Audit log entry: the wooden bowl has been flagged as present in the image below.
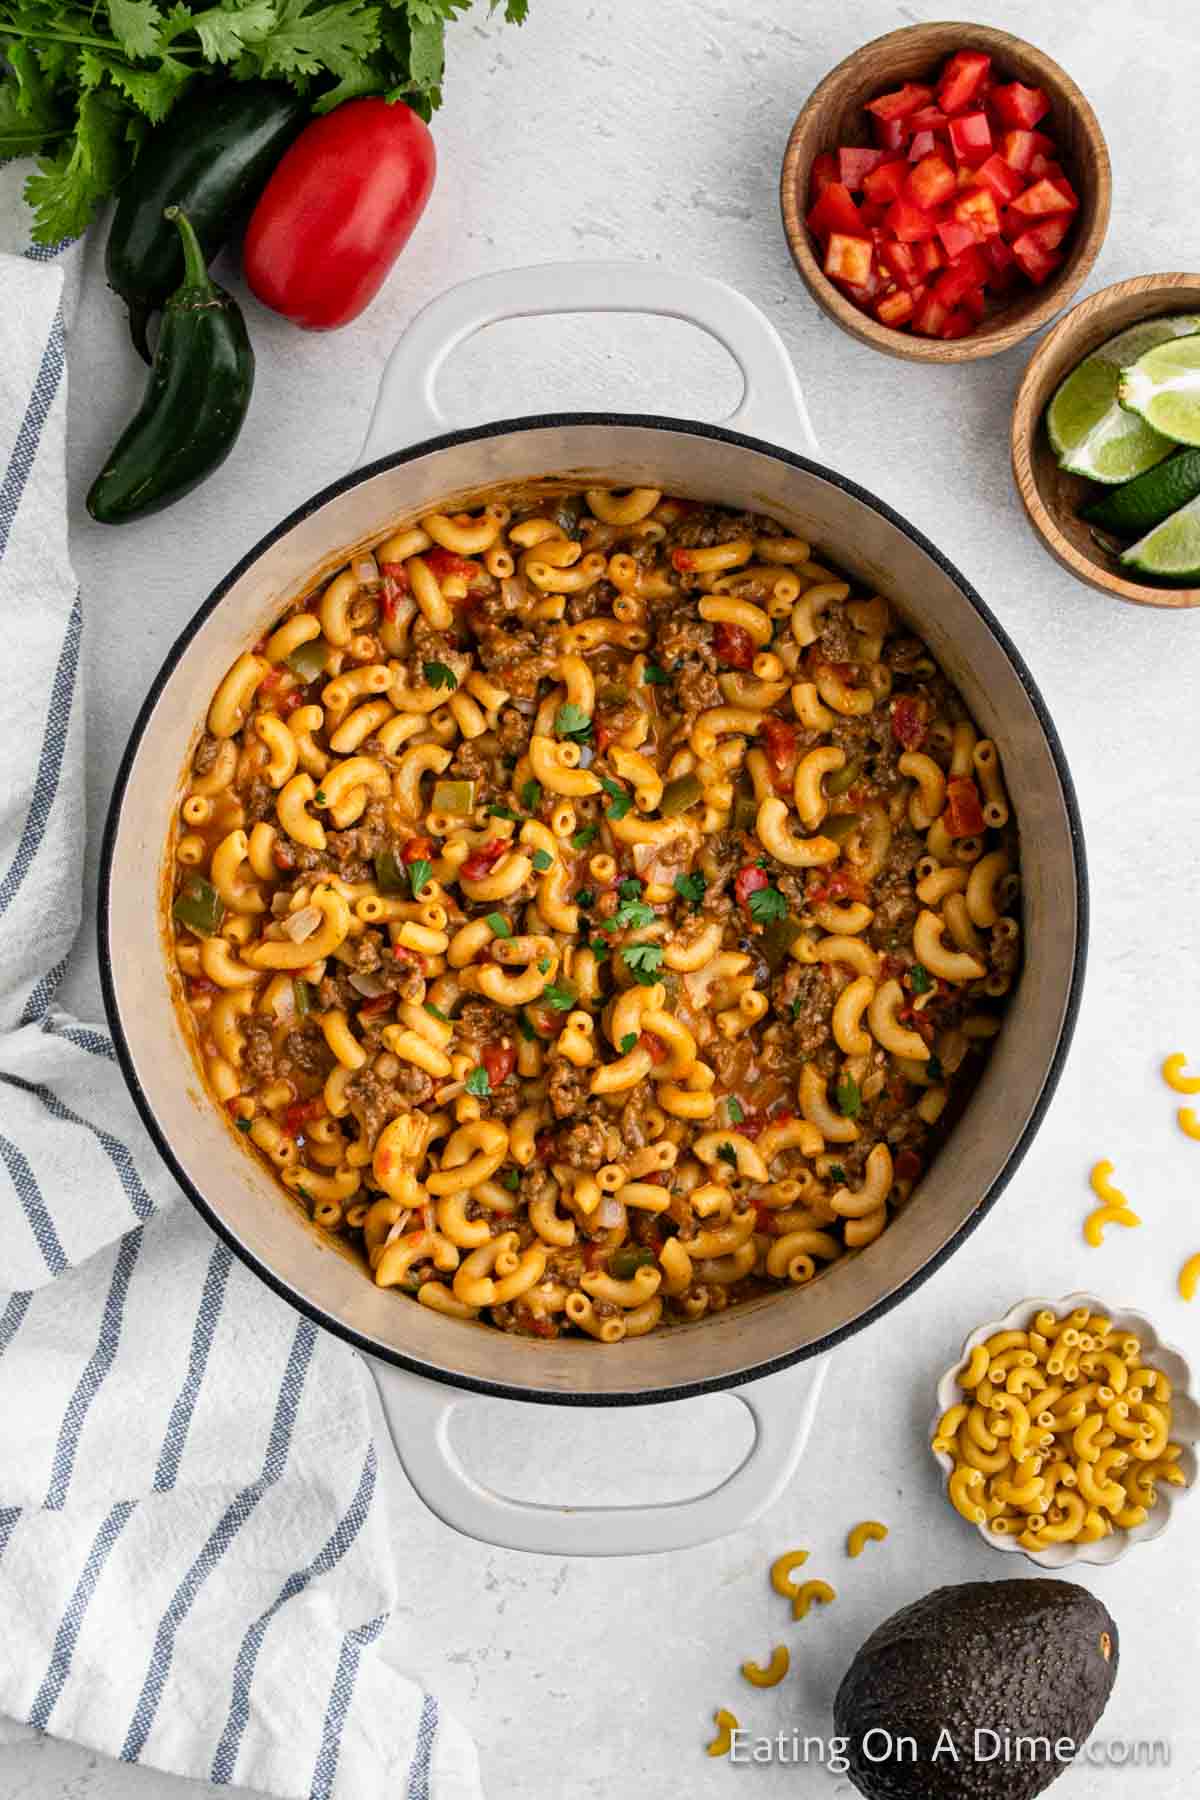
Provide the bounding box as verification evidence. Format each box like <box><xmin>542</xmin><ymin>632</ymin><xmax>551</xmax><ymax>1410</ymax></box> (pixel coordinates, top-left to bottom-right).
<box><xmin>780</xmin><ymin>22</ymin><xmax>1111</xmax><ymax>363</ymax></box>
<box><xmin>1011</xmin><ymin>274</ymin><xmax>1200</xmax><ymax>608</ymax></box>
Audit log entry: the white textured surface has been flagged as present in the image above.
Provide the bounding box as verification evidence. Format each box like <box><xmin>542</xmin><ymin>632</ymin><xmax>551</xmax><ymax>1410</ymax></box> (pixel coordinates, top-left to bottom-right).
<box><xmin>6</xmin><ymin>0</ymin><xmax>1200</xmax><ymax>1794</ymax></box>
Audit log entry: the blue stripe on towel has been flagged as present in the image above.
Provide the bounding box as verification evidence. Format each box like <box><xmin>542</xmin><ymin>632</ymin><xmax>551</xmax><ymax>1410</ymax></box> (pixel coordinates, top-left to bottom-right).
<box><xmin>44</xmin><ymin>1230</ymin><xmax>143</xmax><ymax>1511</ymax></box>
<box><xmin>0</xmin><ymin>1507</ymin><xmax>22</xmax><ymax>1563</ymax></box>
<box><xmin>407</xmin><ymin>1691</ymin><xmax>439</xmax><ymax>1800</ymax></box>
<box><xmin>0</xmin><ymin>1289</ymin><xmax>32</xmax><ymax>1363</ymax></box>
<box><xmin>45</xmin><ymin>1021</ymin><xmax>117</xmax><ymax>1062</ymax></box>
<box><xmin>309</xmin><ymin>1613</ymin><xmax>391</xmax><ymax>1800</ymax></box>
<box><xmin>120</xmin><ymin>1317</ymin><xmax>317</xmax><ymax>1764</ymax></box>
<box><xmin>26</xmin><ymin>1500</ymin><xmax>139</xmax><ymax>1730</ymax></box>
<box><xmin>210</xmin><ymin>1442</ymin><xmax>379</xmax><ymax>1786</ymax></box>
<box><xmin>18</xmin><ymin>954</ymin><xmax>70</xmax><ymax>1025</ymax></box>
<box><xmin>154</xmin><ymin>1240</ymin><xmax>233</xmax><ymax>1493</ymax></box>
<box><xmin>0</xmin><ymin>591</ymin><xmax>83</xmax><ymax>923</ymax></box>
<box><xmin>0</xmin><ymin>305</ymin><xmax>65</xmax><ymax>565</ymax></box>
<box><xmin>0</xmin><ymin>1070</ymin><xmax>154</xmax><ymax>1222</ymax></box>
<box><xmin>0</xmin><ymin>1129</ymin><xmax>68</xmax><ymax>1275</ymax></box>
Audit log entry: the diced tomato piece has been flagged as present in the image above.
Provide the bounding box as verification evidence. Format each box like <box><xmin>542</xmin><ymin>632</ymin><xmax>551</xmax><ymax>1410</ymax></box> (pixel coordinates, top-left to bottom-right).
<box><xmin>807</xmin><ymin>180</ymin><xmax>861</xmax><ymax>241</ymax></box>
<box><xmin>1010</xmin><ymin>231</ymin><xmax>1063</xmax><ymax>285</ymax></box>
<box><xmin>907</xmin><ymin>129</ymin><xmax>937</xmax><ymax>164</ymax></box>
<box><xmin>876</xmin><ymin>288</ymin><xmax>914</xmax><ymax>328</ymax></box>
<box><xmin>188</xmin><ymin>975</ymin><xmax>217</xmax><ymax>999</ymax></box>
<box><xmin>842</xmin><ymin>273</ymin><xmax>880</xmax><ymax>309</ymax></box>
<box><xmin>380</xmin><ymin>561</ymin><xmax>409</xmax><ymax>620</ymax></box>
<box><xmin>760</xmin><ymin>717</ymin><xmax>797</xmax><ymax>776</ymax></box>
<box><xmin>871</xmin><ymin>113</ymin><xmax>907</xmax><ymax>152</ymax></box>
<box><xmin>810</xmin><ymin>867</ymin><xmax>869</xmax><ymax>906</ymax></box>
<box><xmin>1000</xmin><ymin>128</ymin><xmax>1050</xmax><ymax>173</ymax></box>
<box><xmin>402</xmin><ymin>835</ymin><xmax>433</xmax><ymax>865</ymax></box>
<box><xmin>884</xmin><ymin>197</ymin><xmax>937</xmax><ymax>243</ymax></box>
<box><xmin>670</xmin><ymin>547</ymin><xmax>699</xmax><ymax>571</ymax></box>
<box><xmin>809</xmin><ymin>150</ymin><xmax>838</xmax><ymax>205</ymax></box>
<box><xmin>866</xmin><ymin>82</ymin><xmax>934</xmax><ymax>123</ymax></box>
<box><xmin>939</xmin><ymin>310</ymin><xmax>974</xmax><ymax>339</ymax></box>
<box><xmin>837</xmin><ymin>145</ymin><xmax>884</xmax><ymax>190</ymax></box>
<box><xmin>890</xmin><ymin>695</ymin><xmax>926</xmax><ymax>749</ymax></box>
<box><xmin>913</xmin><ymin>239</ymin><xmax>944</xmax><ymax>279</ymax></box>
<box><xmin>934</xmin><ymin>247</ymin><xmax>987</xmax><ymax>308</ymax></box>
<box><xmin>735</xmin><ymin>864</ymin><xmax>769</xmax><ymax>910</ymax></box>
<box><xmin>947</xmin><ymin>111</ymin><xmax>992</xmax><ymax>164</ymax></box>
<box><xmin>638</xmin><ymin>1030</ymin><xmax>669</xmax><ymax>1066</ymax></box>
<box><xmin>862</xmin><ymin>158</ymin><xmax>909</xmax><ymax>204</ymax></box>
<box><xmin>272</xmin><ymin>841</ymin><xmax>296</xmax><ymax>871</ymax></box>
<box><xmin>944</xmin><ymin>775</ymin><xmax>985</xmax><ymax>837</ymax></box>
<box><xmin>912</xmin><ymin>291</ymin><xmax>950</xmax><ymax>338</ymax></box>
<box><xmin>894</xmin><ymin>1148</ymin><xmax>923</xmax><ymax>1183</ymax></box>
<box><xmin>357</xmin><ymin>994</ymin><xmax>394</xmax><ymax>1020</ymax></box>
<box><xmin>713</xmin><ymin>620</ymin><xmax>756</xmax><ymax>669</ymax></box>
<box><xmin>1024</xmin><ymin>215</ymin><xmax>1071</xmax><ymax>252</ymax></box>
<box><xmin>960</xmin><ymin>284</ymin><xmax>986</xmax><ymax>323</ymax></box>
<box><xmin>935</xmin><ymin>217</ymin><xmax>978</xmax><ymax>262</ymax></box>
<box><xmin>1009</xmin><ymin>175</ymin><xmax>1078</xmax><ymax>218</ymax></box>
<box><xmin>879</xmin><ymin>237</ymin><xmax>921</xmax><ymax>289</ymax></box>
<box><xmin>985</xmin><ymin>235</ymin><xmax>1016</xmax><ymax>271</ymax></box>
<box><xmin>534</xmin><ymin>1131</ymin><xmax>556</xmax><ymax>1162</ymax></box>
<box><xmin>906</xmin><ymin>153</ymin><xmax>956</xmax><ymax>211</ymax></box>
<box><xmin>937</xmin><ymin>50</ymin><xmax>991</xmax><ymax>115</ymax></box>
<box><xmin>424</xmin><ymin>547</ymin><xmax>477</xmax><ymax>582</ymax></box>
<box><xmin>460</xmin><ymin>838</ymin><xmax>506</xmax><ymax>880</ymax></box>
<box><xmin>908</xmin><ymin>104</ymin><xmax>950</xmax><ymax>132</ymax></box>
<box><xmin>970</xmin><ymin>152</ymin><xmax>1026</xmax><ymax>205</ymax></box>
<box><xmin>824</xmin><ymin>232</ymin><xmax>874</xmax><ymax>286</ymax></box>
<box><xmin>856</xmin><ymin>200</ymin><xmax>887</xmax><ymax>231</ymax></box>
<box><xmin>284</xmin><ymin>1097</ymin><xmax>325</xmax><ymax>1139</ymax></box>
<box><xmin>277</xmin><ymin>688</ymin><xmax>302</xmax><ymax>717</ymax></box>
<box><xmin>991</xmin><ymin>80</ymin><xmax>1050</xmax><ymax>130</ymax></box>
<box><xmin>482</xmin><ymin>1041</ymin><xmax>517</xmax><ymax>1088</ymax></box>
<box><xmin>953</xmin><ymin>186</ymin><xmax>1001</xmax><ymax>241</ymax></box>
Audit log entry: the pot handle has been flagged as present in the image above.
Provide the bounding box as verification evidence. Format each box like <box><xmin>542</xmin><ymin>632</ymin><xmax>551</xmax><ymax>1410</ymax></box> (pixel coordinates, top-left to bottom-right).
<box><xmin>368</xmin><ymin>1356</ymin><xmax>827</xmax><ymax>1556</ymax></box>
<box><xmin>358</xmin><ymin>260</ymin><xmax>818</xmax><ymax>466</ymax></box>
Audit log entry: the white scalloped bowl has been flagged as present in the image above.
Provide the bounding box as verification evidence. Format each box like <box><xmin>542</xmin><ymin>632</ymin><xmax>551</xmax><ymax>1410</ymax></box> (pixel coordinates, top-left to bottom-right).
<box><xmin>932</xmin><ymin>1292</ymin><xmax>1199</xmax><ymax>1568</ymax></box>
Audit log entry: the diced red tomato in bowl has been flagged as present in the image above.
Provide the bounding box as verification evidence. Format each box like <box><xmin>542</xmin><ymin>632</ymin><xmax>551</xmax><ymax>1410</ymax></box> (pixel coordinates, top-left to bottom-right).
<box><xmin>802</xmin><ymin>44</ymin><xmax>1081</xmax><ymax>343</ymax></box>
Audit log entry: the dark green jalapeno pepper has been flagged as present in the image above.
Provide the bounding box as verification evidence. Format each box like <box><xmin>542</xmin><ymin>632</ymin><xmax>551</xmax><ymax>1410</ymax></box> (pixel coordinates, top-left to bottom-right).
<box><xmin>87</xmin><ymin>208</ymin><xmax>254</xmax><ymax>525</ymax></box>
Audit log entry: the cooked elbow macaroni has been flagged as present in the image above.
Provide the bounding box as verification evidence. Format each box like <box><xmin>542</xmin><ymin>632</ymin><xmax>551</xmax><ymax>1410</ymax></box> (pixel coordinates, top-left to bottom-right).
<box><xmin>168</xmin><ymin>487</ymin><xmax>1021</xmax><ymax>1343</ymax></box>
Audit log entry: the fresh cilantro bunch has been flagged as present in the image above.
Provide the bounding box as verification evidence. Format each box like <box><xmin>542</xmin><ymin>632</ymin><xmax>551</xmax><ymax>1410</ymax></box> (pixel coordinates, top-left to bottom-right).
<box><xmin>0</xmin><ymin>0</ymin><xmax>529</xmax><ymax>243</ymax></box>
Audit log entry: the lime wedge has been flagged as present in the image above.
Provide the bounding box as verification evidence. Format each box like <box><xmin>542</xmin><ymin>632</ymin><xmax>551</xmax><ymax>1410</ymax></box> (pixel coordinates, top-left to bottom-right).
<box><xmin>1046</xmin><ymin>315</ymin><xmax>1200</xmax><ymax>484</ymax></box>
<box><xmin>1083</xmin><ymin>447</ymin><xmax>1200</xmax><ymax>535</ymax></box>
<box><xmin>1120</xmin><ymin>491</ymin><xmax>1200</xmax><ymax>585</ymax></box>
<box><xmin>1119</xmin><ymin>336</ymin><xmax>1200</xmax><ymax>446</ymax></box>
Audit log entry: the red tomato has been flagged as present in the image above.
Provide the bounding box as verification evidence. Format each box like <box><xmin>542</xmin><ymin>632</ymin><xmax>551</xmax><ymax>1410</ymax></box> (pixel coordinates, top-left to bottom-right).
<box><xmin>402</xmin><ymin>835</ymin><xmax>433</xmax><ymax>865</ymax></box>
<box><xmin>944</xmin><ymin>776</ymin><xmax>985</xmax><ymax>837</ymax></box>
<box><xmin>713</xmin><ymin>621</ymin><xmax>756</xmax><ymax>669</ymax></box>
<box><xmin>1010</xmin><ymin>230</ymin><xmax>1063</xmax><ymax>286</ymax></box>
<box><xmin>187</xmin><ymin>976</ymin><xmax>217</xmax><ymax>999</ymax></box>
<box><xmin>735</xmin><ymin>865</ymin><xmax>769</xmax><ymax>910</ymax></box>
<box><xmin>913</xmin><ymin>290</ymin><xmax>950</xmax><ymax>337</ymax></box>
<box><xmin>1001</xmin><ymin>128</ymin><xmax>1051</xmax><ymax>173</ymax></box>
<box><xmin>947</xmin><ymin>111</ymin><xmax>992</xmax><ymax>164</ymax></box>
<box><xmin>836</xmin><ymin>146</ymin><xmax>884</xmax><ymax>190</ymax></box>
<box><xmin>824</xmin><ymin>233</ymin><xmax>874</xmax><ymax>287</ymax></box>
<box><xmin>937</xmin><ymin>50</ymin><xmax>991</xmax><ymax>115</ymax></box>
<box><xmin>895</xmin><ymin>1149</ymin><xmax>923</xmax><ymax>1183</ymax></box>
<box><xmin>953</xmin><ymin>187</ymin><xmax>1001</xmax><ymax>242</ymax></box>
<box><xmin>1009</xmin><ymin>175</ymin><xmax>1078</xmax><ymax>218</ymax></box>
<box><xmin>534</xmin><ymin>1132</ymin><xmax>556</xmax><ymax>1163</ymax></box>
<box><xmin>460</xmin><ymin>839</ymin><xmax>506</xmax><ymax>880</ymax></box>
<box><xmin>358</xmin><ymin>994</ymin><xmax>393</xmax><ymax>1019</ymax></box>
<box><xmin>380</xmin><ymin>561</ymin><xmax>409</xmax><ymax>621</ymax></box>
<box><xmin>244</xmin><ymin>99</ymin><xmax>436</xmax><ymax>331</ymax></box>
<box><xmin>760</xmin><ymin>717</ymin><xmax>797</xmax><ymax>776</ymax></box>
<box><xmin>424</xmin><ymin>547</ymin><xmax>479</xmax><ymax>582</ymax></box>
<box><xmin>871</xmin><ymin>114</ymin><xmax>907</xmax><ymax>152</ymax></box>
<box><xmin>890</xmin><ymin>696</ymin><xmax>927</xmax><ymax>749</ymax></box>
<box><xmin>865</xmin><ymin>83</ymin><xmax>933</xmax><ymax>123</ymax></box>
<box><xmin>284</xmin><ymin>1097</ymin><xmax>325</xmax><ymax>1139</ymax></box>
<box><xmin>670</xmin><ymin>547</ymin><xmax>699</xmax><ymax>572</ymax></box>
<box><xmin>638</xmin><ymin>1030</ymin><xmax>669</xmax><ymax>1065</ymax></box>
<box><xmin>991</xmin><ymin>81</ymin><xmax>1050</xmax><ymax>130</ymax></box>
<box><xmin>862</xmin><ymin>159</ymin><xmax>909</xmax><ymax>205</ymax></box>
<box><xmin>806</xmin><ymin>180</ymin><xmax>862</xmax><ymax>242</ymax></box>
<box><xmin>884</xmin><ymin>197</ymin><xmax>937</xmax><ymax>243</ymax></box>
<box><xmin>876</xmin><ymin>288</ymin><xmax>914</xmax><ymax>328</ymax></box>
<box><xmin>970</xmin><ymin>153</ymin><xmax>1027</xmax><ymax>206</ymax></box>
<box><xmin>809</xmin><ymin>151</ymin><xmax>838</xmax><ymax>205</ymax></box>
<box><xmin>482</xmin><ymin>1041</ymin><xmax>517</xmax><ymax>1089</ymax></box>
<box><xmin>906</xmin><ymin>154</ymin><xmax>956</xmax><ymax>212</ymax></box>
<box><xmin>880</xmin><ymin>238</ymin><xmax>921</xmax><ymax>288</ymax></box>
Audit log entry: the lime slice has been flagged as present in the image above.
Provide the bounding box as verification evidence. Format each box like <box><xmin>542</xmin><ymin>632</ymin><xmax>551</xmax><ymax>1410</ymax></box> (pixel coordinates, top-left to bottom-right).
<box><xmin>1119</xmin><ymin>336</ymin><xmax>1200</xmax><ymax>446</ymax></box>
<box><xmin>1120</xmin><ymin>491</ymin><xmax>1200</xmax><ymax>585</ymax></box>
<box><xmin>1046</xmin><ymin>315</ymin><xmax>1200</xmax><ymax>484</ymax></box>
<box><xmin>1083</xmin><ymin>447</ymin><xmax>1200</xmax><ymax>535</ymax></box>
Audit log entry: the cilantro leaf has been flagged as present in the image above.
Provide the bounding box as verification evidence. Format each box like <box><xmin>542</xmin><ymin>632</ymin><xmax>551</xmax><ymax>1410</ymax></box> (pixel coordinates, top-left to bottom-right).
<box><xmin>485</xmin><ymin>913</ymin><xmax>512</xmax><ymax>939</ymax></box>
<box><xmin>423</xmin><ymin>659</ymin><xmax>458</xmax><ymax>690</ymax></box>
<box><xmin>235</xmin><ymin>1114</ymin><xmax>252</xmax><ymax>1133</ymax></box>
<box><xmin>554</xmin><ymin>701</ymin><xmax>592</xmax><ymax>744</ymax></box>
<box><xmin>748</xmin><ymin>885</ymin><xmax>787</xmax><ymax>924</ymax></box>
<box><xmin>107</xmin><ymin>0</ymin><xmax>165</xmax><ymax>60</ymax></box>
<box><xmin>716</xmin><ymin>1142</ymin><xmax>739</xmax><ymax>1168</ymax></box>
<box><xmin>674</xmin><ymin>871</ymin><xmax>707</xmax><ymax>911</ymax></box>
<box><xmin>520</xmin><ymin>779</ymin><xmax>541</xmax><ymax>814</ymax></box>
<box><xmin>531</xmin><ymin>848</ymin><xmax>553</xmax><ymax>873</ymax></box>
<box><xmin>618</xmin><ymin>878</ymin><xmax>642</xmax><ymax>901</ymax></box>
<box><xmin>500</xmin><ymin>1167</ymin><xmax>521</xmax><ymax>1191</ymax></box>
<box><xmin>25</xmin><ymin>85</ymin><xmax>127</xmax><ymax>243</ymax></box>
<box><xmin>606</xmin><ymin>896</ymin><xmax>655</xmax><ymax>933</ymax></box>
<box><xmin>408</xmin><ymin>858</ymin><xmax>432</xmax><ymax>897</ymax></box>
<box><xmin>517</xmin><ymin>1014</ymin><xmax>536</xmax><ymax>1042</ymax></box>
<box><xmin>465</xmin><ymin>1066</ymin><xmax>490</xmax><ymax>1097</ymax></box>
<box><xmin>829</xmin><ymin>1163</ymin><xmax>847</xmax><ymax>1185</ymax></box>
<box><xmin>909</xmin><ymin>963</ymin><xmax>934</xmax><ymax>995</ymax></box>
<box><xmin>600</xmin><ymin>776</ymin><xmax>631</xmax><ymax>820</ymax></box>
<box><xmin>255</xmin><ymin>0</ymin><xmax>382</xmax><ymax>85</ymax></box>
<box><xmin>622</xmin><ymin>942</ymin><xmax>663</xmax><ymax>985</ymax></box>
<box><xmin>927</xmin><ymin>1054</ymin><xmax>944</xmax><ymax>1082</ymax></box>
<box><xmin>835</xmin><ymin>1076</ymin><xmax>862</xmax><ymax>1120</ymax></box>
<box><xmin>424</xmin><ymin>1002</ymin><xmax>449</xmax><ymax>1023</ymax></box>
<box><xmin>575</xmin><ymin>888</ymin><xmax>595</xmax><ymax>908</ymax></box>
<box><xmin>570</xmin><ymin>824</ymin><xmax>598</xmax><ymax>849</ymax></box>
<box><xmin>619</xmin><ymin>1032</ymin><xmax>638</xmax><ymax>1055</ymax></box>
<box><xmin>537</xmin><ymin>957</ymin><xmax>551</xmax><ymax>974</ymax></box>
<box><xmin>487</xmin><ymin>803</ymin><xmax>521</xmax><ymax>822</ymax></box>
<box><xmin>542</xmin><ymin>983</ymin><xmax>575</xmax><ymax>1011</ymax></box>
<box><xmin>642</xmin><ymin>661</ymin><xmax>668</xmax><ymax>686</ymax></box>
<box><xmin>726</xmin><ymin>1097</ymin><xmax>744</xmax><ymax>1125</ymax></box>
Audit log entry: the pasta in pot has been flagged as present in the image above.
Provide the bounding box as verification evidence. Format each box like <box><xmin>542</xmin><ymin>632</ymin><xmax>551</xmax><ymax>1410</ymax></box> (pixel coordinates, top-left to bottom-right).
<box><xmin>167</xmin><ymin>487</ymin><xmax>1021</xmax><ymax>1342</ymax></box>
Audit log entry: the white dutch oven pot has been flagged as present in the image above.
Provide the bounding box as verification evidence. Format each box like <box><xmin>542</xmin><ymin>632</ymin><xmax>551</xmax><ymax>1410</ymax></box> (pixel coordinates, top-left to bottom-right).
<box><xmin>100</xmin><ymin>263</ymin><xmax>1086</xmax><ymax>1558</ymax></box>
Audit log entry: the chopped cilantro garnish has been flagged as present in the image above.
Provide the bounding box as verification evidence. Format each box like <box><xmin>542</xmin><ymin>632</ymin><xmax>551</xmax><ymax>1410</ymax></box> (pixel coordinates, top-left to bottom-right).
<box><xmin>619</xmin><ymin>1032</ymin><xmax>638</xmax><ymax>1055</ymax></box>
<box><xmin>517</xmin><ymin>1014</ymin><xmax>536</xmax><ymax>1042</ymax></box>
<box><xmin>909</xmin><ymin>963</ymin><xmax>934</xmax><ymax>995</ymax></box>
<box><xmin>234</xmin><ymin>1116</ymin><xmax>252</xmax><ymax>1134</ymax></box>
<box><xmin>537</xmin><ymin>957</ymin><xmax>551</xmax><ymax>974</ymax></box>
<box><xmin>571</xmin><ymin>824</ymin><xmax>598</xmax><ymax>849</ymax></box>
<box><xmin>486</xmin><ymin>913</ymin><xmax>512</xmax><ymax>939</ymax></box>
<box><xmin>520</xmin><ymin>779</ymin><xmax>542</xmax><ymax>814</ymax></box>
<box><xmin>587</xmin><ymin>938</ymin><xmax>610</xmax><ymax>960</ymax></box>
<box><xmin>500</xmin><ymin>1168</ymin><xmax>521</xmax><ymax>1191</ymax></box>
<box><xmin>927</xmin><ymin>1054</ymin><xmax>944</xmax><ymax>1082</ymax></box>
<box><xmin>531</xmin><ymin>848</ymin><xmax>553</xmax><ymax>873</ymax></box>
<box><xmin>465</xmin><ymin>1066</ymin><xmax>490</xmax><ymax>1097</ymax></box>
<box><xmin>407</xmin><ymin>858</ymin><xmax>432</xmax><ymax>897</ymax></box>
<box><xmin>618</xmin><ymin>877</ymin><xmax>642</xmax><ymax>901</ymax></box>
<box><xmin>622</xmin><ymin>942</ymin><xmax>664</xmax><ymax>984</ymax></box>
<box><xmin>673</xmin><ymin>871</ymin><xmax>707</xmax><ymax>910</ymax></box>
<box><xmin>575</xmin><ymin>888</ymin><xmax>595</xmax><ymax>908</ymax></box>
<box><xmin>716</xmin><ymin>1142</ymin><xmax>739</xmax><ymax>1168</ymax></box>
<box><xmin>748</xmin><ymin>885</ymin><xmax>787</xmax><ymax>924</ymax></box>
<box><xmin>642</xmin><ymin>662</ymin><xmax>668</xmax><ymax>686</ymax></box>
<box><xmin>543</xmin><ymin>984</ymin><xmax>575</xmax><ymax>1011</ymax></box>
<box><xmin>423</xmin><ymin>660</ymin><xmax>457</xmax><ymax>690</ymax></box>
<box><xmin>726</xmin><ymin>1097</ymin><xmax>744</xmax><ymax>1125</ymax></box>
<box><xmin>424</xmin><ymin>1002</ymin><xmax>449</xmax><ymax>1023</ymax></box>
<box><xmin>314</xmin><ymin>790</ymin><xmax>326</xmax><ymax>806</ymax></box>
<box><xmin>600</xmin><ymin>776</ymin><xmax>632</xmax><ymax>821</ymax></box>
<box><xmin>554</xmin><ymin>702</ymin><xmax>592</xmax><ymax>744</ymax></box>
<box><xmin>835</xmin><ymin>1076</ymin><xmax>862</xmax><ymax>1119</ymax></box>
<box><xmin>829</xmin><ymin>1164</ymin><xmax>847</xmax><ymax>1185</ymax></box>
<box><xmin>603</xmin><ymin>896</ymin><xmax>655</xmax><ymax>933</ymax></box>
<box><xmin>487</xmin><ymin>803</ymin><xmax>522</xmax><ymax>822</ymax></box>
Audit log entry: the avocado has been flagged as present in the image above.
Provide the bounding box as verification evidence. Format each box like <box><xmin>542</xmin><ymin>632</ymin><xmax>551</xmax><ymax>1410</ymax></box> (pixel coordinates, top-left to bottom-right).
<box><xmin>833</xmin><ymin>1578</ymin><xmax>1118</xmax><ymax>1800</ymax></box>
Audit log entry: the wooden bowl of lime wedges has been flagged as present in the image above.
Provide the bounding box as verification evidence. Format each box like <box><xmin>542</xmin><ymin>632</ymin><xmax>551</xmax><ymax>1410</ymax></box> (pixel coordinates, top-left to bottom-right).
<box><xmin>1012</xmin><ymin>273</ymin><xmax>1200</xmax><ymax>607</ymax></box>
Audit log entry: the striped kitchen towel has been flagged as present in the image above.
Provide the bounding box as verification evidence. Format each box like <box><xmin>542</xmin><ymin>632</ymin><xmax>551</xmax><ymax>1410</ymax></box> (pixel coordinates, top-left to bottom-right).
<box><xmin>0</xmin><ymin>222</ymin><xmax>479</xmax><ymax>1798</ymax></box>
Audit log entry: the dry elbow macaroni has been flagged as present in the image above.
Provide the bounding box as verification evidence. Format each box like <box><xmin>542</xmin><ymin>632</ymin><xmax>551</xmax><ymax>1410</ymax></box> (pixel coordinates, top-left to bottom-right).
<box><xmin>169</xmin><ymin>487</ymin><xmax>1021</xmax><ymax>1343</ymax></box>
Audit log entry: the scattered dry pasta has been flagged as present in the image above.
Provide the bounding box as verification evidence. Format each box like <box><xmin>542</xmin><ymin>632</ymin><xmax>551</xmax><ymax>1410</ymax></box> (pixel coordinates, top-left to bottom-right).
<box><xmin>706</xmin><ymin>1708</ymin><xmax>739</xmax><ymax>1756</ymax></box>
<box><xmin>768</xmin><ymin>1548</ymin><xmax>809</xmax><ymax>1596</ymax></box>
<box><xmin>169</xmin><ymin>487</ymin><xmax>1020</xmax><ymax>1341</ymax></box>
<box><xmin>741</xmin><ymin>1645</ymin><xmax>790</xmax><ymax>1688</ymax></box>
<box><xmin>1179</xmin><ymin>1254</ymin><xmax>1200</xmax><ymax>1303</ymax></box>
<box><xmin>1084</xmin><ymin>1160</ymin><xmax>1141</xmax><ymax>1247</ymax></box>
<box><xmin>1162</xmin><ymin>1052</ymin><xmax>1200</xmax><ymax>1094</ymax></box>
<box><xmin>933</xmin><ymin>1303</ymin><xmax>1189</xmax><ymax>1550</ymax></box>
<box><xmin>847</xmin><ymin>1519</ymin><xmax>888</xmax><ymax>1557</ymax></box>
<box><xmin>791</xmin><ymin>1578</ymin><xmax>836</xmax><ymax>1621</ymax></box>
